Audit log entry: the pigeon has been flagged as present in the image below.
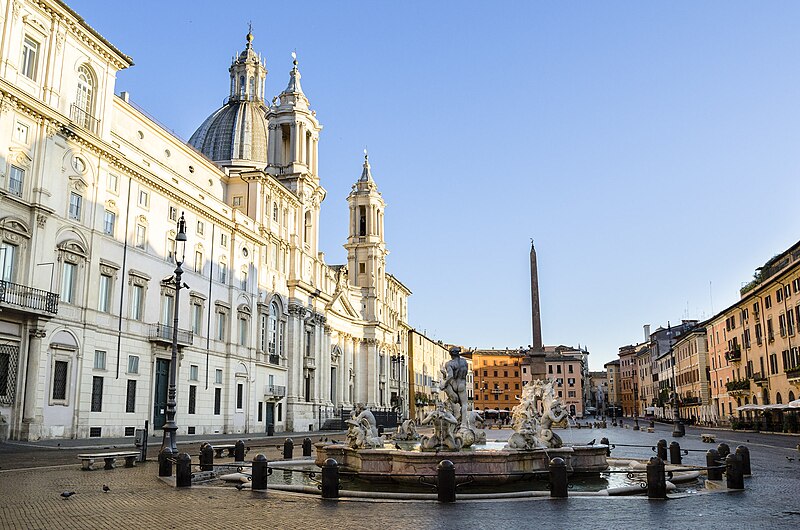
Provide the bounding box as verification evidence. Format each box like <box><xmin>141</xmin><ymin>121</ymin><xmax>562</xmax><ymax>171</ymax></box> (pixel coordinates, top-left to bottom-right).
<box><xmin>102</xmin><ymin>485</ymin><xmax>110</xmax><ymax>493</ymax></box>
<box><xmin>395</xmin><ymin>443</ymin><xmax>402</xmax><ymax>450</ymax></box>
<box><xmin>787</xmin><ymin>456</ymin><xmax>795</xmax><ymax>462</ymax></box>
<box><xmin>587</xmin><ymin>439</ymin><xmax>596</xmax><ymax>446</ymax></box>
<box><xmin>60</xmin><ymin>491</ymin><xmax>76</xmax><ymax>499</ymax></box>
<box><xmin>234</xmin><ymin>483</ymin><xmax>245</xmax><ymax>491</ymax></box>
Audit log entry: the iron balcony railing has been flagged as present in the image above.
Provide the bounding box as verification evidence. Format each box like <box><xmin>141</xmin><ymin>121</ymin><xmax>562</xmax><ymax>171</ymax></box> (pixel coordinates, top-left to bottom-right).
<box><xmin>268</xmin><ymin>353</ymin><xmax>280</xmax><ymax>365</ymax></box>
<box><xmin>786</xmin><ymin>367</ymin><xmax>800</xmax><ymax>381</ymax></box>
<box><xmin>148</xmin><ymin>323</ymin><xmax>193</xmax><ymax>347</ymax></box>
<box><xmin>0</xmin><ymin>280</ymin><xmax>59</xmax><ymax>314</ymax></box>
<box><xmin>69</xmin><ymin>103</ymin><xmax>100</xmax><ymax>134</ymax></box>
<box><xmin>725</xmin><ymin>348</ymin><xmax>742</xmax><ymax>363</ymax></box>
<box><xmin>264</xmin><ymin>385</ymin><xmax>286</xmax><ymax>398</ymax></box>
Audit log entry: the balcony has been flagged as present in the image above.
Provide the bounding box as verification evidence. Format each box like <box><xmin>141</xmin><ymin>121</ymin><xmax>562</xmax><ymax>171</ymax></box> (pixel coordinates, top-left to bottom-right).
<box><xmin>752</xmin><ymin>372</ymin><xmax>767</xmax><ymax>386</ymax></box>
<box><xmin>786</xmin><ymin>367</ymin><xmax>800</xmax><ymax>385</ymax></box>
<box><xmin>303</xmin><ymin>356</ymin><xmax>316</xmax><ymax>369</ymax></box>
<box><xmin>725</xmin><ymin>348</ymin><xmax>742</xmax><ymax>363</ymax></box>
<box><xmin>725</xmin><ymin>379</ymin><xmax>750</xmax><ymax>395</ymax></box>
<box><xmin>148</xmin><ymin>323</ymin><xmax>193</xmax><ymax>348</ymax></box>
<box><xmin>682</xmin><ymin>396</ymin><xmax>701</xmax><ymax>405</ymax></box>
<box><xmin>267</xmin><ymin>353</ymin><xmax>280</xmax><ymax>365</ymax></box>
<box><xmin>264</xmin><ymin>384</ymin><xmax>286</xmax><ymax>401</ymax></box>
<box><xmin>490</xmin><ymin>388</ymin><xmax>504</xmax><ymax>395</ymax></box>
<box><xmin>69</xmin><ymin>103</ymin><xmax>100</xmax><ymax>134</ymax></box>
<box><xmin>0</xmin><ymin>280</ymin><xmax>59</xmax><ymax>316</ymax></box>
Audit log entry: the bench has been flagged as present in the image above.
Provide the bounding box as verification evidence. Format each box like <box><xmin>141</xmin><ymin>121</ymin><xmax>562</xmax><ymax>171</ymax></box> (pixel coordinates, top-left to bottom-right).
<box><xmin>211</xmin><ymin>444</ymin><xmax>237</xmax><ymax>458</ymax></box>
<box><xmin>78</xmin><ymin>451</ymin><xmax>140</xmax><ymax>470</ymax></box>
<box><xmin>701</xmin><ymin>433</ymin><xmax>715</xmax><ymax>443</ymax></box>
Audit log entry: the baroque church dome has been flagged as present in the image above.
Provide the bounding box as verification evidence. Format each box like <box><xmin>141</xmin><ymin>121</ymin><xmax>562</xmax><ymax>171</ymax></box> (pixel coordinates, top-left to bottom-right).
<box><xmin>188</xmin><ymin>31</ymin><xmax>270</xmax><ymax>168</ymax></box>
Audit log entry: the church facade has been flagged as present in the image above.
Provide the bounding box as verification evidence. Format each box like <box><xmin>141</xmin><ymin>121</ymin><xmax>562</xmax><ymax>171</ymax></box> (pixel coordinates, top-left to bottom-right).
<box><xmin>0</xmin><ymin>0</ymin><xmax>410</xmax><ymax>441</ymax></box>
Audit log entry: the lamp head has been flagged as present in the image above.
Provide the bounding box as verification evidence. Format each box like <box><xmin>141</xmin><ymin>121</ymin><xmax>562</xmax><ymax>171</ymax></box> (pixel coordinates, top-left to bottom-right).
<box><xmin>176</xmin><ymin>212</ymin><xmax>188</xmax><ymax>242</ymax></box>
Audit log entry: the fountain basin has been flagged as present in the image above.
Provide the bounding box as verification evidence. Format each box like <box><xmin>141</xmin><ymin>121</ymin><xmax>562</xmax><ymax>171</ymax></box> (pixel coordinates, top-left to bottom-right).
<box><xmin>315</xmin><ymin>442</ymin><xmax>609</xmax><ymax>485</ymax></box>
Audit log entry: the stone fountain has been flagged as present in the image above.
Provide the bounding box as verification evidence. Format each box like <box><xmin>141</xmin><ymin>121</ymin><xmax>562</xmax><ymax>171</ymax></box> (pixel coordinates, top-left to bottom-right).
<box><xmin>316</xmin><ymin>347</ymin><xmax>608</xmax><ymax>485</ymax></box>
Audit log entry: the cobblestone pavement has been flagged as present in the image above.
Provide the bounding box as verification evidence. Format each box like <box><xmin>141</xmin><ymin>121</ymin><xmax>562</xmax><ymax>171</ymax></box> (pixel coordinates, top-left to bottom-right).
<box><xmin>1</xmin><ymin>424</ymin><xmax>799</xmax><ymax>529</ymax></box>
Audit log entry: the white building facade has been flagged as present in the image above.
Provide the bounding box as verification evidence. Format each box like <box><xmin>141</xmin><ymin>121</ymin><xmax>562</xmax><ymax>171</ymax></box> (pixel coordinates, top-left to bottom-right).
<box><xmin>0</xmin><ymin>0</ymin><xmax>410</xmax><ymax>441</ymax></box>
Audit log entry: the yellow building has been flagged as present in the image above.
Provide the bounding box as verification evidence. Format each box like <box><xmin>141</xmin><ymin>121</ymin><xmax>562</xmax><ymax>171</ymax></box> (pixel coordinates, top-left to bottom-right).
<box><xmin>673</xmin><ymin>326</ymin><xmax>710</xmax><ymax>423</ymax></box>
<box><xmin>407</xmin><ymin>331</ymin><xmax>450</xmax><ymax>420</ymax></box>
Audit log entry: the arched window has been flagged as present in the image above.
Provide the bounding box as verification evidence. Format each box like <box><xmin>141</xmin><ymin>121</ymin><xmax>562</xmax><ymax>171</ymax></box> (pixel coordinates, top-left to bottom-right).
<box><xmin>790</xmin><ymin>391</ymin><xmax>796</xmax><ymax>402</ymax></box>
<box><xmin>752</xmin><ymin>395</ymin><xmax>758</xmax><ymax>405</ymax></box>
<box><xmin>268</xmin><ymin>301</ymin><xmax>280</xmax><ymax>358</ymax></box>
<box><xmin>776</xmin><ymin>392</ymin><xmax>783</xmax><ymax>404</ymax></box>
<box><xmin>304</xmin><ymin>211</ymin><xmax>312</xmax><ymax>245</ymax></box>
<box><xmin>249</xmin><ymin>76</ymin><xmax>255</xmax><ymax>97</ymax></box>
<box><xmin>239</xmin><ymin>75</ymin><xmax>245</xmax><ymax>95</ymax></box>
<box><xmin>75</xmin><ymin>65</ymin><xmax>95</xmax><ymax>129</ymax></box>
<box><xmin>272</xmin><ymin>202</ymin><xmax>279</xmax><ymax>222</ymax></box>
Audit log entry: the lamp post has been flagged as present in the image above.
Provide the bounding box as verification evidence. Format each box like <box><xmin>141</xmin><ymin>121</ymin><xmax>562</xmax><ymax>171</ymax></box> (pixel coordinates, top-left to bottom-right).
<box><xmin>391</xmin><ymin>332</ymin><xmax>406</xmax><ymax>421</ymax></box>
<box><xmin>669</xmin><ymin>323</ymin><xmax>685</xmax><ymax>437</ymax></box>
<box><xmin>160</xmin><ymin>213</ymin><xmax>188</xmax><ymax>460</ymax></box>
<box><xmin>633</xmin><ymin>382</ymin><xmax>640</xmax><ymax>430</ymax></box>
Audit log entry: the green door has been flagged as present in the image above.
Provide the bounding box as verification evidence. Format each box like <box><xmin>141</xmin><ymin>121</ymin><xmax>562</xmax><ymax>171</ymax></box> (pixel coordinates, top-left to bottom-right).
<box><xmin>153</xmin><ymin>359</ymin><xmax>170</xmax><ymax>429</ymax></box>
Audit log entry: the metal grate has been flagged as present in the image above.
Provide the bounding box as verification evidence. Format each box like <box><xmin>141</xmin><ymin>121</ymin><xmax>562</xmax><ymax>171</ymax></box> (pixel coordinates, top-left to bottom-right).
<box><xmin>52</xmin><ymin>360</ymin><xmax>68</xmax><ymax>400</ymax></box>
<box><xmin>89</xmin><ymin>427</ymin><xmax>102</xmax><ymax>437</ymax></box>
<box><xmin>126</xmin><ymin>380</ymin><xmax>136</xmax><ymax>413</ymax></box>
<box><xmin>188</xmin><ymin>385</ymin><xmax>196</xmax><ymax>414</ymax></box>
<box><xmin>91</xmin><ymin>376</ymin><xmax>103</xmax><ymax>412</ymax></box>
<box><xmin>124</xmin><ymin>427</ymin><xmax>135</xmax><ymax>436</ymax></box>
<box><xmin>188</xmin><ymin>426</ymin><xmax>196</xmax><ymax>434</ymax></box>
<box><xmin>0</xmin><ymin>344</ymin><xmax>19</xmax><ymax>405</ymax></box>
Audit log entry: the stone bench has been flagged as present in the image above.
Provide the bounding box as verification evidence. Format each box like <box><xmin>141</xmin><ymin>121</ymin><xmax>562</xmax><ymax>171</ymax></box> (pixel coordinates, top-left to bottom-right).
<box><xmin>78</xmin><ymin>451</ymin><xmax>140</xmax><ymax>470</ymax></box>
<box><xmin>211</xmin><ymin>444</ymin><xmax>237</xmax><ymax>458</ymax></box>
<box><xmin>701</xmin><ymin>433</ymin><xmax>715</xmax><ymax>443</ymax></box>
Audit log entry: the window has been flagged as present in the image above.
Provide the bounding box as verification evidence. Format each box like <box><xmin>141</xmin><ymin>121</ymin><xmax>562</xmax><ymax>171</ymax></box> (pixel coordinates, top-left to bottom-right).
<box><xmin>219</xmin><ymin>262</ymin><xmax>227</xmax><ymax>283</ymax></box>
<box><xmin>103</xmin><ymin>210</ymin><xmax>116</xmax><ymax>235</ymax></box>
<box><xmin>21</xmin><ymin>37</ymin><xmax>39</xmax><ymax>80</ymax></box>
<box><xmin>359</xmin><ymin>263</ymin><xmax>366</xmax><ymax>274</ymax></box>
<box><xmin>214</xmin><ymin>388</ymin><xmax>221</xmax><ymax>415</ymax></box>
<box><xmin>135</xmin><ymin>224</ymin><xmax>146</xmax><ymax>249</ymax></box>
<box><xmin>233</xmin><ymin>196</ymin><xmax>243</xmax><ymax>207</ymax></box>
<box><xmin>75</xmin><ymin>65</ymin><xmax>94</xmax><ymax>125</ymax></box>
<box><xmin>273</xmin><ymin>202</ymin><xmax>279</xmax><ymax>222</ymax></box>
<box><xmin>766</xmin><ymin>295</ymin><xmax>772</xmax><ymax>310</ymax></box>
<box><xmin>125</xmin><ymin>380</ymin><xmax>136</xmax><ymax>413</ymax></box>
<box><xmin>793</xmin><ymin>278</ymin><xmax>800</xmax><ymax>294</ymax></box>
<box><xmin>14</xmin><ymin>122</ymin><xmax>29</xmax><ymax>143</ymax></box>
<box><xmin>191</xmin><ymin>303</ymin><xmax>203</xmax><ymax>335</ymax></box>
<box><xmin>169</xmin><ymin>206</ymin><xmax>178</xmax><ymax>221</ymax></box>
<box><xmin>127</xmin><ymin>355</ymin><xmax>139</xmax><ymax>374</ymax></box>
<box><xmin>98</xmin><ymin>274</ymin><xmax>112</xmax><ymax>312</ymax></box>
<box><xmin>238</xmin><ymin>315</ymin><xmax>248</xmax><ymax>346</ymax></box>
<box><xmin>220</xmin><ymin>233</ymin><xmax>228</xmax><ymax>247</ymax></box>
<box><xmin>138</xmin><ymin>189</ymin><xmax>149</xmax><ymax>207</ymax></box>
<box><xmin>188</xmin><ymin>385</ymin><xmax>196</xmax><ymax>414</ymax></box>
<box><xmin>189</xmin><ymin>364</ymin><xmax>199</xmax><ymax>381</ymax></box>
<box><xmin>777</xmin><ymin>288</ymin><xmax>784</xmax><ymax>303</ymax></box>
<box><xmin>215</xmin><ymin>369</ymin><xmax>223</xmax><ymax>384</ymax></box>
<box><xmin>167</xmin><ymin>237</ymin><xmax>176</xmax><ymax>262</ymax></box>
<box><xmin>0</xmin><ymin>242</ymin><xmax>17</xmax><ymax>282</ymax></box>
<box><xmin>769</xmin><ymin>353</ymin><xmax>778</xmax><ymax>375</ymax></box>
<box><xmin>93</xmin><ymin>350</ymin><xmax>106</xmax><ymax>370</ymax></box>
<box><xmin>236</xmin><ymin>383</ymin><xmax>244</xmax><ymax>409</ymax></box>
<box><xmin>90</xmin><ymin>376</ymin><xmax>103</xmax><ymax>412</ymax></box>
<box><xmin>61</xmin><ymin>262</ymin><xmax>77</xmax><ymax>304</ymax></box>
<box><xmin>194</xmin><ymin>251</ymin><xmax>203</xmax><ymax>273</ymax></box>
<box><xmin>52</xmin><ymin>360</ymin><xmax>68</xmax><ymax>401</ymax></box>
<box><xmin>568</xmin><ymin>364</ymin><xmax>574</xmax><ymax>373</ymax></box>
<box><xmin>8</xmin><ymin>165</ymin><xmax>24</xmax><ymax>196</ymax></box>
<box><xmin>131</xmin><ymin>284</ymin><xmax>144</xmax><ymax>320</ymax></box>
<box><xmin>240</xmin><ymin>270</ymin><xmax>248</xmax><ymax>290</ymax></box>
<box><xmin>107</xmin><ymin>173</ymin><xmax>118</xmax><ymax>193</ymax></box>
<box><xmin>217</xmin><ymin>311</ymin><xmax>227</xmax><ymax>340</ymax></box>
<box><xmin>69</xmin><ymin>192</ymin><xmax>82</xmax><ymax>220</ymax></box>
<box><xmin>557</xmin><ymin>365</ymin><xmax>562</xmax><ymax>374</ymax></box>
<box><xmin>196</xmin><ymin>220</ymin><xmax>204</xmax><ymax>235</ymax></box>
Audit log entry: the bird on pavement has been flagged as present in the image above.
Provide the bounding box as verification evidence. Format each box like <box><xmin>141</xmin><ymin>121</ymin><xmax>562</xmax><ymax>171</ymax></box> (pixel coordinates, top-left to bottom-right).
<box><xmin>60</xmin><ymin>491</ymin><xmax>76</xmax><ymax>499</ymax></box>
<box><xmin>395</xmin><ymin>443</ymin><xmax>403</xmax><ymax>450</ymax></box>
<box><xmin>102</xmin><ymin>485</ymin><xmax>110</xmax><ymax>493</ymax></box>
<box><xmin>587</xmin><ymin>439</ymin><xmax>596</xmax><ymax>446</ymax></box>
<box><xmin>787</xmin><ymin>456</ymin><xmax>795</xmax><ymax>462</ymax></box>
<box><xmin>235</xmin><ymin>483</ymin><xmax>245</xmax><ymax>491</ymax></box>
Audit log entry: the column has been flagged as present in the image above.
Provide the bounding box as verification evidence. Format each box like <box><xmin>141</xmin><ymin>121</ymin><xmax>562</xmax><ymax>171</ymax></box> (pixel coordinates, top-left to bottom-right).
<box><xmin>22</xmin><ymin>327</ymin><xmax>46</xmax><ymax>426</ymax></box>
<box><xmin>289</xmin><ymin>123</ymin><xmax>297</xmax><ymax>164</ymax></box>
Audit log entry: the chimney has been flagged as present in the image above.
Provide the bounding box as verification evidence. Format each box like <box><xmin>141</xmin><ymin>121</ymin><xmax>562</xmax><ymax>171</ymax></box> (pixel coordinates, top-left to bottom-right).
<box><xmin>643</xmin><ymin>324</ymin><xmax>651</xmax><ymax>342</ymax></box>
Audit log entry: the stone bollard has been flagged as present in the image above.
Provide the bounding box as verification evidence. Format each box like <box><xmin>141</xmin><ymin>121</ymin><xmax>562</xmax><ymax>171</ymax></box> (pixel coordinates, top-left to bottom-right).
<box><xmin>706</xmin><ymin>449</ymin><xmax>723</xmax><ymax>480</ymax></box>
<box><xmin>252</xmin><ymin>454</ymin><xmax>269</xmax><ymax>491</ymax></box>
<box><xmin>656</xmin><ymin>439</ymin><xmax>668</xmax><ymax>461</ymax></box>
<box><xmin>600</xmin><ymin>437</ymin><xmax>610</xmax><ymax>456</ymax></box>
<box><xmin>158</xmin><ymin>448</ymin><xmax>174</xmax><ymax>477</ymax></box>
<box><xmin>200</xmin><ymin>443</ymin><xmax>214</xmax><ymax>471</ymax></box>
<box><xmin>303</xmin><ymin>437</ymin><xmax>313</xmax><ymax>457</ymax></box>
<box><xmin>283</xmin><ymin>438</ymin><xmax>294</xmax><ymax>459</ymax></box>
<box><xmin>717</xmin><ymin>442</ymin><xmax>730</xmax><ymax>459</ymax></box>
<box><xmin>735</xmin><ymin>446</ymin><xmax>751</xmax><ymax>476</ymax></box>
<box><xmin>646</xmin><ymin>457</ymin><xmax>667</xmax><ymax>499</ymax></box>
<box><xmin>549</xmin><ymin>457</ymin><xmax>568</xmax><ymax>498</ymax></box>
<box><xmin>669</xmin><ymin>441</ymin><xmax>682</xmax><ymax>465</ymax></box>
<box><xmin>725</xmin><ymin>453</ymin><xmax>744</xmax><ymax>490</ymax></box>
<box><xmin>672</xmin><ymin>421</ymin><xmax>685</xmax><ymax>438</ymax></box>
<box><xmin>176</xmin><ymin>452</ymin><xmax>192</xmax><ymax>488</ymax></box>
<box><xmin>618</xmin><ymin>419</ymin><xmax>623</xmax><ymax>427</ymax></box>
<box><xmin>437</xmin><ymin>460</ymin><xmax>456</xmax><ymax>503</ymax></box>
<box><xmin>234</xmin><ymin>439</ymin><xmax>246</xmax><ymax>462</ymax></box>
<box><xmin>321</xmin><ymin>458</ymin><xmax>340</xmax><ymax>499</ymax></box>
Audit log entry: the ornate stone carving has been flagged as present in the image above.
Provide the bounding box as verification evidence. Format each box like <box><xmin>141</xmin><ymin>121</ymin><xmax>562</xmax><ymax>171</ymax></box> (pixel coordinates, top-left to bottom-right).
<box><xmin>506</xmin><ymin>380</ymin><xmax>570</xmax><ymax>450</ymax></box>
<box><xmin>29</xmin><ymin>328</ymin><xmax>46</xmax><ymax>339</ymax></box>
<box><xmin>345</xmin><ymin>404</ymin><xmax>383</xmax><ymax>449</ymax></box>
<box><xmin>36</xmin><ymin>214</ymin><xmax>46</xmax><ymax>228</ymax></box>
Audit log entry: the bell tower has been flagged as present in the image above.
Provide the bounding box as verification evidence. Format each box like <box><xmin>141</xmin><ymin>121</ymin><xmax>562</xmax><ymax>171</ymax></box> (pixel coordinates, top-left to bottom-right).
<box><xmin>228</xmin><ymin>28</ymin><xmax>267</xmax><ymax>102</ymax></box>
<box><xmin>345</xmin><ymin>152</ymin><xmax>387</xmax><ymax>322</ymax></box>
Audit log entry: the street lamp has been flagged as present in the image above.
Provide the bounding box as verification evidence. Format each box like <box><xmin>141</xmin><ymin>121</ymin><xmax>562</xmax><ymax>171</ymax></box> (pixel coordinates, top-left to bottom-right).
<box><xmin>159</xmin><ymin>212</ymin><xmax>188</xmax><ymax>467</ymax></box>
<box><xmin>669</xmin><ymin>323</ymin><xmax>685</xmax><ymax>437</ymax></box>
<box><xmin>633</xmin><ymin>382</ymin><xmax>640</xmax><ymax>430</ymax></box>
<box><xmin>391</xmin><ymin>332</ymin><xmax>406</xmax><ymax>421</ymax></box>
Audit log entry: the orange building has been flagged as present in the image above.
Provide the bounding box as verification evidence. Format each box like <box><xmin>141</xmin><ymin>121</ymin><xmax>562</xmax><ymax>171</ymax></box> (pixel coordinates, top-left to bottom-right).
<box><xmin>471</xmin><ymin>349</ymin><xmax>525</xmax><ymax>414</ymax></box>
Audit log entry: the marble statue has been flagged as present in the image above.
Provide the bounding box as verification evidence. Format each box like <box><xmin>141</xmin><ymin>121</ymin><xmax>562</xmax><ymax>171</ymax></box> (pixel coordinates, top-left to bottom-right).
<box><xmin>420</xmin><ymin>402</ymin><xmax>461</xmax><ymax>451</ymax></box>
<box><xmin>394</xmin><ymin>419</ymin><xmax>421</xmax><ymax>441</ymax></box>
<box><xmin>345</xmin><ymin>403</ymin><xmax>383</xmax><ymax>449</ymax></box>
<box><xmin>434</xmin><ymin>347</ymin><xmax>486</xmax><ymax>449</ymax></box>
<box><xmin>506</xmin><ymin>379</ymin><xmax>569</xmax><ymax>450</ymax></box>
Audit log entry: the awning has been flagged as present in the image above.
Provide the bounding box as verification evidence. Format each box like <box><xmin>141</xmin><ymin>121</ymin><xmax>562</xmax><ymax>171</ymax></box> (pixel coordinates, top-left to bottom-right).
<box><xmin>737</xmin><ymin>403</ymin><xmax>800</xmax><ymax>412</ymax></box>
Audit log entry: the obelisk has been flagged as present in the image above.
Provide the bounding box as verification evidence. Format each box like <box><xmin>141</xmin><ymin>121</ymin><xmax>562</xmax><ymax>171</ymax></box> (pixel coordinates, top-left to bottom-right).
<box><xmin>528</xmin><ymin>240</ymin><xmax>546</xmax><ymax>379</ymax></box>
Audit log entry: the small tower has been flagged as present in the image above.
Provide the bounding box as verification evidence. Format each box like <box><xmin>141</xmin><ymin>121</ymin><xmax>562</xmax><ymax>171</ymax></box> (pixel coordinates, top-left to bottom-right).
<box><xmin>266</xmin><ymin>53</ymin><xmax>325</xmax><ymax>257</ymax></box>
<box><xmin>228</xmin><ymin>28</ymin><xmax>267</xmax><ymax>102</ymax></box>
<box><xmin>345</xmin><ymin>152</ymin><xmax>388</xmax><ymax>321</ymax></box>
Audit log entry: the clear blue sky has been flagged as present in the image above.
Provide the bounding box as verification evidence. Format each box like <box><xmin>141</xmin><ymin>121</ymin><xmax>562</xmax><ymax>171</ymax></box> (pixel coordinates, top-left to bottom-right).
<box><xmin>70</xmin><ymin>0</ymin><xmax>800</xmax><ymax>370</ymax></box>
